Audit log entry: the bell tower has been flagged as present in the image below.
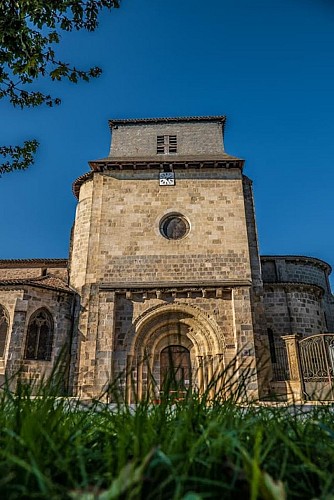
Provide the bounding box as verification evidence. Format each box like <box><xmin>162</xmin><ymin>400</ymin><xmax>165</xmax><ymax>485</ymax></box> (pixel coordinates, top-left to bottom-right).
<box><xmin>70</xmin><ymin>116</ymin><xmax>265</xmax><ymax>400</ymax></box>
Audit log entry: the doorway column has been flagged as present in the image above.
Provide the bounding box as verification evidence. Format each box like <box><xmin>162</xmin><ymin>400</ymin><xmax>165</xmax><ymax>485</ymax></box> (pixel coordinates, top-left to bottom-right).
<box><xmin>197</xmin><ymin>356</ymin><xmax>204</xmax><ymax>394</ymax></box>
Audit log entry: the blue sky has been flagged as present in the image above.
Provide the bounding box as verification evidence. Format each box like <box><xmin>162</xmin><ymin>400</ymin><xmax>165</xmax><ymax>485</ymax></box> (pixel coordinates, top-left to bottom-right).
<box><xmin>1</xmin><ymin>0</ymin><xmax>334</xmax><ymax>281</ymax></box>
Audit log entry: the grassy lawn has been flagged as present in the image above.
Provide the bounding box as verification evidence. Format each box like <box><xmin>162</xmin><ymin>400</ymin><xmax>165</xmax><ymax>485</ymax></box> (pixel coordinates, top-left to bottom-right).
<box><xmin>0</xmin><ymin>376</ymin><xmax>333</xmax><ymax>499</ymax></box>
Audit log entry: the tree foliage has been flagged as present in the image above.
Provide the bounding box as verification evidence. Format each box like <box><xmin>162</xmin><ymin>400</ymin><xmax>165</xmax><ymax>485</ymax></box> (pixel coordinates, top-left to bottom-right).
<box><xmin>0</xmin><ymin>140</ymin><xmax>39</xmax><ymax>175</ymax></box>
<box><xmin>0</xmin><ymin>0</ymin><xmax>120</xmax><ymax>174</ymax></box>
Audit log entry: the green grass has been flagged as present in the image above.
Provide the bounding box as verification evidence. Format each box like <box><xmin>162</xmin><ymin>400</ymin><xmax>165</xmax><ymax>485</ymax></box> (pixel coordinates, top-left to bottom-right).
<box><xmin>0</xmin><ymin>373</ymin><xmax>334</xmax><ymax>499</ymax></box>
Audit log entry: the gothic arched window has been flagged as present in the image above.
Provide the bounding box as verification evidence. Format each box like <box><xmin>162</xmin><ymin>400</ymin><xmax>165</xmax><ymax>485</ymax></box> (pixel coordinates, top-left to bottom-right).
<box><xmin>25</xmin><ymin>309</ymin><xmax>54</xmax><ymax>361</ymax></box>
<box><xmin>0</xmin><ymin>305</ymin><xmax>9</xmax><ymax>358</ymax></box>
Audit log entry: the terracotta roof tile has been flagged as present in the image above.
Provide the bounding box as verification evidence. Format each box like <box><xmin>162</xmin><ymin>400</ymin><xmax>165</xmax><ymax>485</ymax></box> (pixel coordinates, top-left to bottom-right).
<box><xmin>0</xmin><ymin>274</ymin><xmax>73</xmax><ymax>293</ymax></box>
<box><xmin>0</xmin><ymin>258</ymin><xmax>68</xmax><ymax>268</ymax></box>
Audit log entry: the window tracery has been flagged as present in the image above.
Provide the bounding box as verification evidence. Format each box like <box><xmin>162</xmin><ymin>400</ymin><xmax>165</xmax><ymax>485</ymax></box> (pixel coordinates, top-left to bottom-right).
<box><xmin>25</xmin><ymin>308</ymin><xmax>54</xmax><ymax>361</ymax></box>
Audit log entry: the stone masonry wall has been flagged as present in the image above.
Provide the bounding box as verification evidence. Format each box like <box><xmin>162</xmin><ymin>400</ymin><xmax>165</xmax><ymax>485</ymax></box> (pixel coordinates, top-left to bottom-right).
<box><xmin>242</xmin><ymin>177</ymin><xmax>270</xmax><ymax>395</ymax></box>
<box><xmin>113</xmin><ymin>288</ymin><xmax>257</xmax><ymax>399</ymax></box>
<box><xmin>261</xmin><ymin>256</ymin><xmax>334</xmax><ymax>332</ymax></box>
<box><xmin>70</xmin><ymin>118</ymin><xmax>260</xmax><ymax>399</ymax></box>
<box><xmin>70</xmin><ymin>180</ymin><xmax>94</xmax><ymax>290</ymax></box>
<box><xmin>70</xmin><ymin>169</ymin><xmax>253</xmax><ymax>288</ymax></box>
<box><xmin>261</xmin><ymin>257</ymin><xmax>330</xmax><ymax>291</ymax></box>
<box><xmin>285</xmin><ymin>261</ymin><xmax>329</xmax><ymax>291</ymax></box>
<box><xmin>324</xmin><ymin>296</ymin><xmax>334</xmax><ymax>332</ymax></box>
<box><xmin>110</xmin><ymin>122</ymin><xmax>225</xmax><ymax>157</ymax></box>
<box><xmin>74</xmin><ymin>285</ymin><xmax>259</xmax><ymax>400</ymax></box>
<box><xmin>0</xmin><ymin>288</ymin><xmax>24</xmax><ymax>375</ymax></box>
<box><xmin>261</xmin><ymin>261</ymin><xmax>277</xmax><ymax>282</ymax></box>
<box><xmin>263</xmin><ymin>285</ymin><xmax>325</xmax><ymax>337</ymax></box>
<box><xmin>0</xmin><ymin>264</ymin><xmax>68</xmax><ymax>281</ymax></box>
<box><xmin>4</xmin><ymin>286</ymin><xmax>73</xmax><ymax>389</ymax></box>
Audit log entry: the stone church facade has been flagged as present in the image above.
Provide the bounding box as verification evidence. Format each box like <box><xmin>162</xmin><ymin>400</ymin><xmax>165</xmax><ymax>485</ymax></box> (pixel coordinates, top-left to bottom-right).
<box><xmin>0</xmin><ymin>116</ymin><xmax>333</xmax><ymax>401</ymax></box>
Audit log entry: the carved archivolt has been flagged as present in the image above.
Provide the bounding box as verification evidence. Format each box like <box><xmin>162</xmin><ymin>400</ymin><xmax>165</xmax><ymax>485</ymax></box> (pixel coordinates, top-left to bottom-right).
<box><xmin>124</xmin><ymin>302</ymin><xmax>225</xmax><ymax>357</ymax></box>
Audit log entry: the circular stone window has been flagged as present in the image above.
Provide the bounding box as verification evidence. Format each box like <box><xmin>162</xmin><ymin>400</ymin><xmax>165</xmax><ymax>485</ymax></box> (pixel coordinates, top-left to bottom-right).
<box><xmin>160</xmin><ymin>214</ymin><xmax>190</xmax><ymax>240</ymax></box>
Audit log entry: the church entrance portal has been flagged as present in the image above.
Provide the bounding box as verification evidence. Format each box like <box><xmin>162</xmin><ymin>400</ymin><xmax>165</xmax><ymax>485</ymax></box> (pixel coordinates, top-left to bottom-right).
<box><xmin>124</xmin><ymin>304</ymin><xmax>225</xmax><ymax>403</ymax></box>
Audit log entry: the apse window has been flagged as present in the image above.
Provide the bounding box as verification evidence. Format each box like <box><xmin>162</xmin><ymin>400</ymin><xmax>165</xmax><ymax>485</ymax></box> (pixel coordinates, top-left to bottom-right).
<box><xmin>25</xmin><ymin>308</ymin><xmax>54</xmax><ymax>361</ymax></box>
<box><xmin>160</xmin><ymin>213</ymin><xmax>190</xmax><ymax>240</ymax></box>
<box><xmin>157</xmin><ymin>135</ymin><xmax>177</xmax><ymax>154</ymax></box>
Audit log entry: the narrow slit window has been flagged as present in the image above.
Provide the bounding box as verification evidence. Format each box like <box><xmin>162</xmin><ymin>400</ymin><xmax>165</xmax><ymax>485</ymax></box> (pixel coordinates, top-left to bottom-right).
<box><xmin>157</xmin><ymin>135</ymin><xmax>177</xmax><ymax>154</ymax></box>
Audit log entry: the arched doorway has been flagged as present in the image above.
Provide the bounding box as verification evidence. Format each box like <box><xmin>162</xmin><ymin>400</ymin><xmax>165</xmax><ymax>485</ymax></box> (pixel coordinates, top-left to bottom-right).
<box><xmin>123</xmin><ymin>303</ymin><xmax>225</xmax><ymax>403</ymax></box>
<box><xmin>160</xmin><ymin>345</ymin><xmax>191</xmax><ymax>392</ymax></box>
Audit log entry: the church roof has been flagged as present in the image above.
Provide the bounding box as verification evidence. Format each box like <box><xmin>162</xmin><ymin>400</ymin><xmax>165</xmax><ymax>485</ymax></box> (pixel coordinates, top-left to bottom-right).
<box><xmin>260</xmin><ymin>255</ymin><xmax>332</xmax><ymax>274</ymax></box>
<box><xmin>109</xmin><ymin>115</ymin><xmax>226</xmax><ymax>128</ymax></box>
<box><xmin>72</xmin><ymin>172</ymin><xmax>93</xmax><ymax>198</ymax></box>
<box><xmin>0</xmin><ymin>258</ymin><xmax>67</xmax><ymax>268</ymax></box>
<box><xmin>72</xmin><ymin>154</ymin><xmax>244</xmax><ymax>198</ymax></box>
<box><xmin>88</xmin><ymin>153</ymin><xmax>243</xmax><ymax>169</ymax></box>
<box><xmin>0</xmin><ymin>274</ymin><xmax>73</xmax><ymax>293</ymax></box>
